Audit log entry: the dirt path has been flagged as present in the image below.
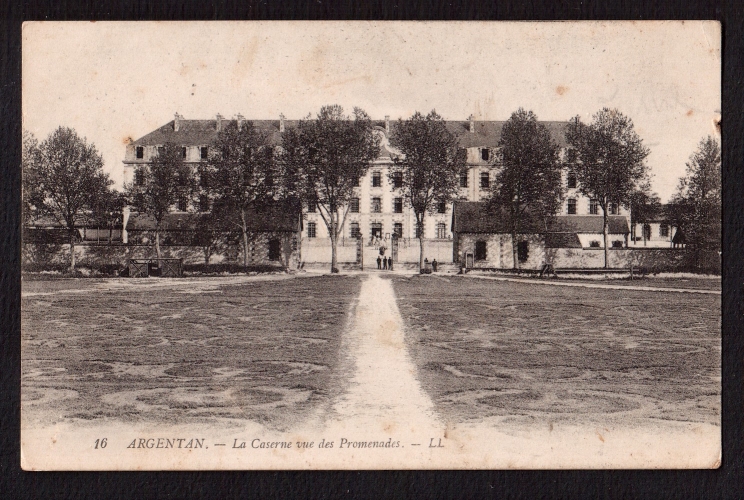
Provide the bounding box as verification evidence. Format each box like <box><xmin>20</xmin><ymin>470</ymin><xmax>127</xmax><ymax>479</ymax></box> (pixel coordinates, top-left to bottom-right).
<box><xmin>320</xmin><ymin>273</ymin><xmax>443</xmax><ymax>439</ymax></box>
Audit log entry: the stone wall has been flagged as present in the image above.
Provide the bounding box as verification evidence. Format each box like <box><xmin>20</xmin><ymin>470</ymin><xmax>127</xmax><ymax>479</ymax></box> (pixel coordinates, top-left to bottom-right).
<box><xmin>22</xmin><ymin>231</ymin><xmax>300</xmax><ymax>271</ymax></box>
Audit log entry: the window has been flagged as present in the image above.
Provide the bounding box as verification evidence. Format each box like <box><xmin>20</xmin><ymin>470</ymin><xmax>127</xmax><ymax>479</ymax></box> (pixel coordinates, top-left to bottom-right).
<box><xmin>589</xmin><ymin>199</ymin><xmax>599</xmax><ymax>215</ymax></box>
<box><xmin>199</xmin><ymin>194</ymin><xmax>211</xmax><ymax>212</ymax></box>
<box><xmin>612</xmin><ymin>240</ymin><xmax>624</xmax><ymax>248</ymax></box>
<box><xmin>136</xmin><ymin>146</ymin><xmax>144</xmax><ymax>159</ymax></box>
<box><xmin>372</xmin><ymin>197</ymin><xmax>382</xmax><ymax>213</ymax></box>
<box><xmin>475</xmin><ymin>240</ymin><xmax>487</xmax><ymax>261</ymax></box>
<box><xmin>372</xmin><ymin>171</ymin><xmax>382</xmax><ymax>187</ymax></box>
<box><xmin>415</xmin><ymin>222</ymin><xmax>423</xmax><ymax>238</ymax></box>
<box><xmin>350</xmin><ymin>197</ymin><xmax>360</xmax><ymax>213</ymax></box>
<box><xmin>609</xmin><ymin>202</ymin><xmax>619</xmax><ymax>215</ymax></box>
<box><xmin>393</xmin><ymin>171</ymin><xmax>403</xmax><ymax>188</ymax></box>
<box><xmin>567</xmin><ymin>198</ymin><xmax>577</xmax><ymax>215</ymax></box>
<box><xmin>660</xmin><ymin>224</ymin><xmax>669</xmax><ymax>237</ymax></box>
<box><xmin>589</xmin><ymin>240</ymin><xmax>601</xmax><ymax>248</ymax></box>
<box><xmin>460</xmin><ymin>171</ymin><xmax>469</xmax><ymax>188</ymax></box>
<box><xmin>157</xmin><ymin>146</ymin><xmax>164</xmax><ymax>156</ymax></box>
<box><xmin>177</xmin><ymin>195</ymin><xmax>188</xmax><ymax>212</ymax></box>
<box><xmin>134</xmin><ymin>168</ymin><xmax>146</xmax><ymax>186</ymax></box>
<box><xmin>200</xmin><ymin>146</ymin><xmax>208</xmax><ymax>159</ymax></box>
<box><xmin>480</xmin><ymin>172</ymin><xmax>490</xmax><ymax>189</ymax></box>
<box><xmin>371</xmin><ymin>222</ymin><xmax>382</xmax><ymax>238</ymax></box>
<box><xmin>307</xmin><ymin>222</ymin><xmax>316</xmax><ymax>238</ymax></box>
<box><xmin>436</xmin><ymin>222</ymin><xmax>447</xmax><ymax>239</ymax></box>
<box><xmin>517</xmin><ymin>241</ymin><xmax>529</xmax><ymax>263</ymax></box>
<box><xmin>393</xmin><ymin>222</ymin><xmax>403</xmax><ymax>238</ymax></box>
<box><xmin>567</xmin><ymin>170</ymin><xmax>577</xmax><ymax>189</ymax></box>
<box><xmin>307</xmin><ymin>200</ymin><xmax>316</xmax><ymax>213</ymax></box>
<box><xmin>437</xmin><ymin>201</ymin><xmax>447</xmax><ymax>214</ymax></box>
<box><xmin>181</xmin><ymin>146</ymin><xmax>187</xmax><ymax>159</ymax></box>
<box><xmin>352</xmin><ymin>176</ymin><xmax>360</xmax><ymax>187</ymax></box>
<box><xmin>350</xmin><ymin>222</ymin><xmax>360</xmax><ymax>239</ymax></box>
<box><xmin>643</xmin><ymin>224</ymin><xmax>651</xmax><ymax>240</ymax></box>
<box><xmin>268</xmin><ymin>239</ymin><xmax>281</xmax><ymax>261</ymax></box>
<box><xmin>389</xmin><ymin>197</ymin><xmax>401</xmax><ymax>214</ymax></box>
<box><xmin>481</xmin><ymin>148</ymin><xmax>490</xmax><ymax>161</ymax></box>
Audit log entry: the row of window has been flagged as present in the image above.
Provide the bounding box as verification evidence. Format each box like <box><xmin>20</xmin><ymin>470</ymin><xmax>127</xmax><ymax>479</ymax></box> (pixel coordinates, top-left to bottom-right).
<box><xmin>306</xmin><ymin>221</ymin><xmax>448</xmax><ymax>239</ymax></box>
<box><xmin>308</xmin><ymin>198</ymin><xmax>448</xmax><ymax>214</ymax></box>
<box><xmin>135</xmin><ymin>145</ymin><xmax>209</xmax><ymax>160</ymax></box>
<box><xmin>566</xmin><ymin>199</ymin><xmax>620</xmax><ymax>215</ymax></box>
<box><xmin>473</xmin><ymin>240</ymin><xmax>528</xmax><ymax>263</ymax></box>
<box><xmin>635</xmin><ymin>224</ymin><xmax>670</xmax><ymax>239</ymax></box>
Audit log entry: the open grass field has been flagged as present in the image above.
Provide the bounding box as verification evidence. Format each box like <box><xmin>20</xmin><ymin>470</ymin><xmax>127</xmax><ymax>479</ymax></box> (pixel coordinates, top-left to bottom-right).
<box><xmin>22</xmin><ymin>275</ymin><xmax>361</xmax><ymax>431</ymax></box>
<box><xmin>392</xmin><ymin>274</ymin><xmax>720</xmax><ymax>427</ymax></box>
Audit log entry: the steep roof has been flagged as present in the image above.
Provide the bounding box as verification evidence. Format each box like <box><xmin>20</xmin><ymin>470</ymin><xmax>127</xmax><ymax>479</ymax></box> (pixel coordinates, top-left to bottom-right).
<box><xmin>132</xmin><ymin>118</ymin><xmax>570</xmax><ymax>150</ymax></box>
<box><xmin>452</xmin><ymin>201</ymin><xmax>629</xmax><ymax>235</ymax></box>
<box><xmin>126</xmin><ymin>199</ymin><xmax>301</xmax><ymax>232</ymax></box>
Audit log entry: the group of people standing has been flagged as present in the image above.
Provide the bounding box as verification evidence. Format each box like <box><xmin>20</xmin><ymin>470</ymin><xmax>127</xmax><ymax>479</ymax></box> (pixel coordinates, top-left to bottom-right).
<box><xmin>377</xmin><ymin>255</ymin><xmax>394</xmax><ymax>270</ymax></box>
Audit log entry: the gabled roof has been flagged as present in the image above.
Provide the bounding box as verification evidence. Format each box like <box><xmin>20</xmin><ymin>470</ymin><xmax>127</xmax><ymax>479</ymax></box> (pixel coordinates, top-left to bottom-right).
<box><xmin>549</xmin><ymin>215</ymin><xmax>630</xmax><ymax>234</ymax></box>
<box><xmin>132</xmin><ymin>118</ymin><xmax>570</xmax><ymax>151</ymax></box>
<box><xmin>126</xmin><ymin>199</ymin><xmax>302</xmax><ymax>232</ymax></box>
<box><xmin>452</xmin><ymin>201</ymin><xmax>629</xmax><ymax>235</ymax></box>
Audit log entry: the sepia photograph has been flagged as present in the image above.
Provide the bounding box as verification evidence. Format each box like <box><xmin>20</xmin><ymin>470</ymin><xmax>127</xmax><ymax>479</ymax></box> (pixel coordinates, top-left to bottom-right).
<box><xmin>20</xmin><ymin>21</ymin><xmax>721</xmax><ymax>470</ymax></box>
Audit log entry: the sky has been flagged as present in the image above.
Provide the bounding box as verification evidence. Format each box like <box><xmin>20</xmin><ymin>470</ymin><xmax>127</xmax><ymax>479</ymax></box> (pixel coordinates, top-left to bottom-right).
<box><xmin>22</xmin><ymin>21</ymin><xmax>720</xmax><ymax>202</ymax></box>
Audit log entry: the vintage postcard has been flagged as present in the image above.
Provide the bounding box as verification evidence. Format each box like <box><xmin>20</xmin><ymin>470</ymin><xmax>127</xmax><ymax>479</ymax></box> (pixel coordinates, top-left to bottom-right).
<box><xmin>21</xmin><ymin>21</ymin><xmax>721</xmax><ymax>470</ymax></box>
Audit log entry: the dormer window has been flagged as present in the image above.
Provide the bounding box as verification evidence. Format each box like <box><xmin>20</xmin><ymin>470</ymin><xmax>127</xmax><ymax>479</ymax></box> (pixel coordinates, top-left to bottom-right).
<box><xmin>567</xmin><ymin>170</ymin><xmax>577</xmax><ymax>189</ymax></box>
<box><xmin>481</xmin><ymin>148</ymin><xmax>490</xmax><ymax>161</ymax></box>
<box><xmin>372</xmin><ymin>171</ymin><xmax>382</xmax><ymax>188</ymax></box>
<box><xmin>136</xmin><ymin>146</ymin><xmax>144</xmax><ymax>159</ymax></box>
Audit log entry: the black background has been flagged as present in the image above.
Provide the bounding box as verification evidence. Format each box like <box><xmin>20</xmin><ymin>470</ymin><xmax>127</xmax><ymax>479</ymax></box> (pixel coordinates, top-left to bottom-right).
<box><xmin>2</xmin><ymin>1</ymin><xmax>742</xmax><ymax>498</ymax></box>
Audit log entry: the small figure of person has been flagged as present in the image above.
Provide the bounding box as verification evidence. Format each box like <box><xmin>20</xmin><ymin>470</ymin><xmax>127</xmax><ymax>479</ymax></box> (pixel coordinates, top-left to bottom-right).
<box><xmin>377</xmin><ymin>255</ymin><xmax>382</xmax><ymax>270</ymax></box>
<box><xmin>383</xmin><ymin>256</ymin><xmax>388</xmax><ymax>270</ymax></box>
<box><xmin>388</xmin><ymin>256</ymin><xmax>393</xmax><ymax>271</ymax></box>
<box><xmin>432</xmin><ymin>259</ymin><xmax>438</xmax><ymax>272</ymax></box>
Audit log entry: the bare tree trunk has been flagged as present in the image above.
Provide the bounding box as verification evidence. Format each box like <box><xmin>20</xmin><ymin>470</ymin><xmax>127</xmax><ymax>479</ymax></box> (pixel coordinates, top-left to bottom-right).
<box><xmin>155</xmin><ymin>227</ymin><xmax>162</xmax><ymax>260</ymax></box>
<box><xmin>331</xmin><ymin>232</ymin><xmax>338</xmax><ymax>273</ymax></box>
<box><xmin>603</xmin><ymin>213</ymin><xmax>609</xmax><ymax>269</ymax></box>
<box><xmin>417</xmin><ymin>215</ymin><xmax>425</xmax><ymax>271</ymax></box>
<box><xmin>512</xmin><ymin>231</ymin><xmax>519</xmax><ymax>270</ymax></box>
<box><xmin>330</xmin><ymin>212</ymin><xmax>339</xmax><ymax>273</ymax></box>
<box><xmin>240</xmin><ymin>209</ymin><xmax>249</xmax><ymax>269</ymax></box>
<box><xmin>69</xmin><ymin>231</ymin><xmax>76</xmax><ymax>271</ymax></box>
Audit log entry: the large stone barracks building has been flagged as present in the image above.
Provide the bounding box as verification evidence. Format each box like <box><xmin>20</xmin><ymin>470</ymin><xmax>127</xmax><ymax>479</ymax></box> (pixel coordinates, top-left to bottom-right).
<box><xmin>123</xmin><ymin>113</ymin><xmax>634</xmax><ymax>268</ymax></box>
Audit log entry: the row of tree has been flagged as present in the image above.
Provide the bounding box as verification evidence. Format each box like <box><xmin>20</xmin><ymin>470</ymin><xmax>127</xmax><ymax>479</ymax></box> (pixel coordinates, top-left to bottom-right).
<box><xmin>23</xmin><ymin>106</ymin><xmax>721</xmax><ymax>273</ymax></box>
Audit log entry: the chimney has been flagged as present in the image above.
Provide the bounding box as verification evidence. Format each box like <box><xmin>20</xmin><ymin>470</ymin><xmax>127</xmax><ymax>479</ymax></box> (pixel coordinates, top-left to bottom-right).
<box><xmin>174</xmin><ymin>112</ymin><xmax>183</xmax><ymax>132</ymax></box>
<box><xmin>385</xmin><ymin>115</ymin><xmax>390</xmax><ymax>134</ymax></box>
<box><xmin>215</xmin><ymin>113</ymin><xmax>223</xmax><ymax>132</ymax></box>
<box><xmin>279</xmin><ymin>113</ymin><xmax>285</xmax><ymax>133</ymax></box>
<box><xmin>236</xmin><ymin>113</ymin><xmax>244</xmax><ymax>130</ymax></box>
<box><xmin>468</xmin><ymin>114</ymin><xmax>475</xmax><ymax>133</ymax></box>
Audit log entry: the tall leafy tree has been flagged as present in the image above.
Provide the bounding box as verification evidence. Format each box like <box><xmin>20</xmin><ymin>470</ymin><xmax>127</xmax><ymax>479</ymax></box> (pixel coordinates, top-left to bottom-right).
<box><xmin>203</xmin><ymin>121</ymin><xmax>279</xmax><ymax>268</ymax></box>
<box><xmin>628</xmin><ymin>180</ymin><xmax>662</xmax><ymax>246</ymax></box>
<box><xmin>22</xmin><ymin>130</ymin><xmax>43</xmax><ymax>226</ymax></box>
<box><xmin>126</xmin><ymin>142</ymin><xmax>193</xmax><ymax>260</ymax></box>
<box><xmin>29</xmin><ymin>127</ymin><xmax>112</xmax><ymax>270</ymax></box>
<box><xmin>668</xmin><ymin>136</ymin><xmax>721</xmax><ymax>269</ymax></box>
<box><xmin>565</xmin><ymin>108</ymin><xmax>650</xmax><ymax>268</ymax></box>
<box><xmin>280</xmin><ymin>105</ymin><xmax>380</xmax><ymax>273</ymax></box>
<box><xmin>489</xmin><ymin>108</ymin><xmax>563</xmax><ymax>268</ymax></box>
<box><xmin>388</xmin><ymin>111</ymin><xmax>466</xmax><ymax>271</ymax></box>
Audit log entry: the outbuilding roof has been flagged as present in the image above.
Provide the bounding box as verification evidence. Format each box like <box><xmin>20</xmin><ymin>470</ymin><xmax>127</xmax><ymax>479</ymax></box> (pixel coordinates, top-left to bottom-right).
<box><xmin>125</xmin><ymin>199</ymin><xmax>302</xmax><ymax>232</ymax></box>
<box><xmin>451</xmin><ymin>201</ymin><xmax>630</xmax><ymax>235</ymax></box>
